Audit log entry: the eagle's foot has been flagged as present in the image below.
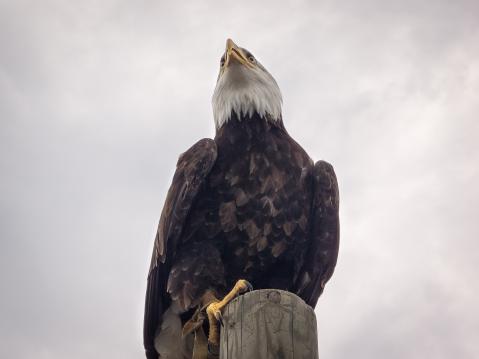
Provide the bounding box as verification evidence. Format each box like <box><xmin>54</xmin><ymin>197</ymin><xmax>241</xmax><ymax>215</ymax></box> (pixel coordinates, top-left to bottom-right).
<box><xmin>206</xmin><ymin>301</ymin><xmax>222</xmax><ymax>345</ymax></box>
<box><xmin>206</xmin><ymin>279</ymin><xmax>253</xmax><ymax>345</ymax></box>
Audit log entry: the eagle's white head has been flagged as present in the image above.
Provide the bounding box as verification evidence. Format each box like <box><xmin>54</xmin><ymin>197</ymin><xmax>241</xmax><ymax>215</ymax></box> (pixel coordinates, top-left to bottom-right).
<box><xmin>212</xmin><ymin>38</ymin><xmax>282</xmax><ymax>129</ymax></box>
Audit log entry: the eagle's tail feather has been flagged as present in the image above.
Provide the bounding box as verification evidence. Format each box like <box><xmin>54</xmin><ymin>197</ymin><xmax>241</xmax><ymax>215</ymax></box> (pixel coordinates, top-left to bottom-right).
<box><xmin>154</xmin><ymin>304</ymin><xmax>192</xmax><ymax>359</ymax></box>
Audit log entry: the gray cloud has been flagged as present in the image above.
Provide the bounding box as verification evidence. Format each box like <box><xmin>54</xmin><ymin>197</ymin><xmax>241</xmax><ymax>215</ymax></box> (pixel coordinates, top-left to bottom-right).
<box><xmin>1</xmin><ymin>0</ymin><xmax>478</xmax><ymax>358</ymax></box>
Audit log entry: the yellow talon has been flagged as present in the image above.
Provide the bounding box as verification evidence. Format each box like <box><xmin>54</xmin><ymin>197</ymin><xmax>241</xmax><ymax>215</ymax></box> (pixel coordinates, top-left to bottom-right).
<box><xmin>206</xmin><ymin>279</ymin><xmax>253</xmax><ymax>345</ymax></box>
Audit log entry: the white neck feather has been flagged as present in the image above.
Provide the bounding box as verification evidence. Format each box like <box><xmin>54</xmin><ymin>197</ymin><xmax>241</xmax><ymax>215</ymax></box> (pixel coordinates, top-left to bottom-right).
<box><xmin>212</xmin><ymin>64</ymin><xmax>282</xmax><ymax>128</ymax></box>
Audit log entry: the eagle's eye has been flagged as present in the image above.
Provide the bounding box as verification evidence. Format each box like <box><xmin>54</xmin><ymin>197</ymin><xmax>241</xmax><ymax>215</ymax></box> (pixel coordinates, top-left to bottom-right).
<box><xmin>248</xmin><ymin>55</ymin><xmax>255</xmax><ymax>63</ymax></box>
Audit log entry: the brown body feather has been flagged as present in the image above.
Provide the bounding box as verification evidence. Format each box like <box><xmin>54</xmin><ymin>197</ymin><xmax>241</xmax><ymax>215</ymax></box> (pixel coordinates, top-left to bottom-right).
<box><xmin>144</xmin><ymin>113</ymin><xmax>339</xmax><ymax>358</ymax></box>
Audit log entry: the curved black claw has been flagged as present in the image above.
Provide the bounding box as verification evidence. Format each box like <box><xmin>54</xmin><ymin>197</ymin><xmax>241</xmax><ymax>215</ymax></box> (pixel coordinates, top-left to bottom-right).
<box><xmin>244</xmin><ymin>281</ymin><xmax>254</xmax><ymax>292</ymax></box>
<box><xmin>217</xmin><ymin>312</ymin><xmax>224</xmax><ymax>327</ymax></box>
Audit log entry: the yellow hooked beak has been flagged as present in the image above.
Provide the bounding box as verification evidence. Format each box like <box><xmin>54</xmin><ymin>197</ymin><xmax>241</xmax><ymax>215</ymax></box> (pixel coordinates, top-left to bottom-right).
<box><xmin>224</xmin><ymin>38</ymin><xmax>254</xmax><ymax>68</ymax></box>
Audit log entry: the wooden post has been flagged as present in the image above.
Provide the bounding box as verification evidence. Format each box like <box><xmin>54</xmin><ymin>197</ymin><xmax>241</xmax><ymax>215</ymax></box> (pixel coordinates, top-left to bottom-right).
<box><xmin>219</xmin><ymin>289</ymin><xmax>319</xmax><ymax>359</ymax></box>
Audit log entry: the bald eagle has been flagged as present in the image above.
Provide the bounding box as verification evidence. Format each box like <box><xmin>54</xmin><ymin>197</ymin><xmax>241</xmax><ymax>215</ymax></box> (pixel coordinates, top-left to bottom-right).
<box><xmin>144</xmin><ymin>39</ymin><xmax>339</xmax><ymax>359</ymax></box>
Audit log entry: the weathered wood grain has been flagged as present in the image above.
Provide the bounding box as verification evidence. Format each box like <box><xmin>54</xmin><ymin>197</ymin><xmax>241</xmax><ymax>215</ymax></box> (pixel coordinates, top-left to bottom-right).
<box><xmin>219</xmin><ymin>289</ymin><xmax>319</xmax><ymax>359</ymax></box>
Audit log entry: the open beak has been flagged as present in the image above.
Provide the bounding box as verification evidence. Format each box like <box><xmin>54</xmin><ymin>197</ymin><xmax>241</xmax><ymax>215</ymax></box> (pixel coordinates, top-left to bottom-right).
<box><xmin>224</xmin><ymin>38</ymin><xmax>254</xmax><ymax>68</ymax></box>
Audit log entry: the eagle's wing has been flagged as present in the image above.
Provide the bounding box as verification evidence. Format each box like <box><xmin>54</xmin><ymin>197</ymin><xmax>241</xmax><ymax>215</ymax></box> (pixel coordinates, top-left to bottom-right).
<box><xmin>294</xmin><ymin>160</ymin><xmax>340</xmax><ymax>308</ymax></box>
<box><xmin>143</xmin><ymin>138</ymin><xmax>217</xmax><ymax>359</ymax></box>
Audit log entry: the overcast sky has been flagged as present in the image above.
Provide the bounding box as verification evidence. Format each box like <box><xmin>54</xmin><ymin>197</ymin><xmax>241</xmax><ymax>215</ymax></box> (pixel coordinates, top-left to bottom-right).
<box><xmin>1</xmin><ymin>0</ymin><xmax>478</xmax><ymax>358</ymax></box>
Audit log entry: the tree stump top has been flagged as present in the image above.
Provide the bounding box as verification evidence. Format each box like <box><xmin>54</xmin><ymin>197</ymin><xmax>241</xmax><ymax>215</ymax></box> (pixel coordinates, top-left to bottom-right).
<box><xmin>219</xmin><ymin>289</ymin><xmax>319</xmax><ymax>359</ymax></box>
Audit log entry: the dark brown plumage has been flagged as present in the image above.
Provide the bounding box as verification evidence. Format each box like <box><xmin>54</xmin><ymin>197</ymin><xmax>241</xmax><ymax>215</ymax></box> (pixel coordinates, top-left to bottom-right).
<box><xmin>144</xmin><ymin>112</ymin><xmax>339</xmax><ymax>358</ymax></box>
